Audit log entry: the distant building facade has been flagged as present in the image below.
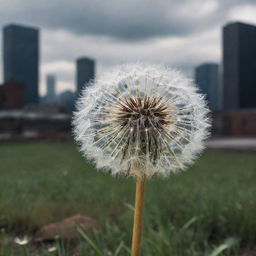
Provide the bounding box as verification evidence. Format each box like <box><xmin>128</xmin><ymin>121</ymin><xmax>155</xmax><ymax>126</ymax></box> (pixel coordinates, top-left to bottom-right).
<box><xmin>212</xmin><ymin>110</ymin><xmax>256</xmax><ymax>136</ymax></box>
<box><xmin>76</xmin><ymin>57</ymin><xmax>95</xmax><ymax>95</ymax></box>
<box><xmin>0</xmin><ymin>81</ymin><xmax>24</xmax><ymax>109</ymax></box>
<box><xmin>195</xmin><ymin>63</ymin><xmax>220</xmax><ymax>111</ymax></box>
<box><xmin>3</xmin><ymin>24</ymin><xmax>39</xmax><ymax>105</ymax></box>
<box><xmin>46</xmin><ymin>74</ymin><xmax>56</xmax><ymax>103</ymax></box>
<box><xmin>223</xmin><ymin>22</ymin><xmax>256</xmax><ymax>110</ymax></box>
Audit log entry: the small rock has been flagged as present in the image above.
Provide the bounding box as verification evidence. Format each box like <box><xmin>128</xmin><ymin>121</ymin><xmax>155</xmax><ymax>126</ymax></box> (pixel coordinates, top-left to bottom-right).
<box><xmin>34</xmin><ymin>214</ymin><xmax>98</xmax><ymax>242</ymax></box>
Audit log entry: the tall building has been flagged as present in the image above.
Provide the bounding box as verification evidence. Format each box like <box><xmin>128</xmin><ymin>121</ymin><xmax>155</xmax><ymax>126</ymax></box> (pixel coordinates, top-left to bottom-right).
<box><xmin>59</xmin><ymin>90</ymin><xmax>75</xmax><ymax>112</ymax></box>
<box><xmin>76</xmin><ymin>57</ymin><xmax>95</xmax><ymax>95</ymax></box>
<box><xmin>46</xmin><ymin>74</ymin><xmax>56</xmax><ymax>103</ymax></box>
<box><xmin>3</xmin><ymin>24</ymin><xmax>39</xmax><ymax>105</ymax></box>
<box><xmin>195</xmin><ymin>63</ymin><xmax>220</xmax><ymax>111</ymax></box>
<box><xmin>223</xmin><ymin>22</ymin><xmax>256</xmax><ymax>110</ymax></box>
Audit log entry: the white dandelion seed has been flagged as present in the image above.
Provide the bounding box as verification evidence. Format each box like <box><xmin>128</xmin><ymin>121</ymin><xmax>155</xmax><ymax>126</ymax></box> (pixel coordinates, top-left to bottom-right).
<box><xmin>14</xmin><ymin>236</ymin><xmax>30</xmax><ymax>245</ymax></box>
<box><xmin>48</xmin><ymin>246</ymin><xmax>57</xmax><ymax>252</ymax></box>
<box><xmin>73</xmin><ymin>63</ymin><xmax>210</xmax><ymax>179</ymax></box>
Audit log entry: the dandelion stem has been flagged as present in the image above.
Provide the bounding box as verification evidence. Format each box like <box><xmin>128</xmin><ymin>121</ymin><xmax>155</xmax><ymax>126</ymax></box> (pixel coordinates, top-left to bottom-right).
<box><xmin>131</xmin><ymin>179</ymin><xmax>145</xmax><ymax>256</ymax></box>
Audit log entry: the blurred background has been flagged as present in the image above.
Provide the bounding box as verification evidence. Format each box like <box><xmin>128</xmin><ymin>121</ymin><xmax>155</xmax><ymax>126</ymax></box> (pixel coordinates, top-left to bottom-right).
<box><xmin>0</xmin><ymin>1</ymin><xmax>256</xmax><ymax>256</ymax></box>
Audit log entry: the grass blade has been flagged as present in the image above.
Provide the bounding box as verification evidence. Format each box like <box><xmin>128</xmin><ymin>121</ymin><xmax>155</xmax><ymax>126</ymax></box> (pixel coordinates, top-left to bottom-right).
<box><xmin>113</xmin><ymin>241</ymin><xmax>124</xmax><ymax>256</ymax></box>
<box><xmin>208</xmin><ymin>237</ymin><xmax>239</xmax><ymax>256</ymax></box>
<box><xmin>77</xmin><ymin>227</ymin><xmax>104</xmax><ymax>256</ymax></box>
<box><xmin>180</xmin><ymin>216</ymin><xmax>198</xmax><ymax>231</ymax></box>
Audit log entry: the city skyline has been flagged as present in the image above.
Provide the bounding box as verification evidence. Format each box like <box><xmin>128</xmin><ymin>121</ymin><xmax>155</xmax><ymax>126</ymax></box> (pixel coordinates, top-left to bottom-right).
<box><xmin>1</xmin><ymin>20</ymin><xmax>256</xmax><ymax>113</ymax></box>
<box><xmin>0</xmin><ymin>1</ymin><xmax>255</xmax><ymax>95</ymax></box>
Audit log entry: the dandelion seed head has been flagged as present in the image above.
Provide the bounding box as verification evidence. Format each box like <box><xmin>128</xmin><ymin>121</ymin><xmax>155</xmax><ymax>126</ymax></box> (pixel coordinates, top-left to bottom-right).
<box><xmin>73</xmin><ymin>63</ymin><xmax>210</xmax><ymax>179</ymax></box>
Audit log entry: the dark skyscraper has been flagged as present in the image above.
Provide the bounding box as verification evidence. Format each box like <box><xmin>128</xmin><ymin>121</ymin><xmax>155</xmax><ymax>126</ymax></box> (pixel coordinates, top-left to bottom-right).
<box><xmin>76</xmin><ymin>57</ymin><xmax>95</xmax><ymax>95</ymax></box>
<box><xmin>195</xmin><ymin>63</ymin><xmax>220</xmax><ymax>111</ymax></box>
<box><xmin>3</xmin><ymin>24</ymin><xmax>39</xmax><ymax>105</ymax></box>
<box><xmin>223</xmin><ymin>22</ymin><xmax>256</xmax><ymax>110</ymax></box>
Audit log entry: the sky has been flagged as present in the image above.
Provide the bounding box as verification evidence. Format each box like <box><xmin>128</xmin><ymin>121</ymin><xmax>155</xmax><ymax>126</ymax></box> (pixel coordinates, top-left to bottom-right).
<box><xmin>0</xmin><ymin>0</ymin><xmax>256</xmax><ymax>96</ymax></box>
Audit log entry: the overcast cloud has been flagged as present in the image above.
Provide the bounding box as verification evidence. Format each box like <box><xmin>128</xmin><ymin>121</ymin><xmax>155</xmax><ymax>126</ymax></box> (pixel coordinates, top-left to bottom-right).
<box><xmin>0</xmin><ymin>0</ymin><xmax>256</xmax><ymax>95</ymax></box>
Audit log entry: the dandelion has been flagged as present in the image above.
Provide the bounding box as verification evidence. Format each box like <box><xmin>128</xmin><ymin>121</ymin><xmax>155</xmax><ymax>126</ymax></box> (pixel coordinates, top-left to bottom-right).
<box><xmin>14</xmin><ymin>236</ymin><xmax>30</xmax><ymax>246</ymax></box>
<box><xmin>73</xmin><ymin>63</ymin><xmax>210</xmax><ymax>256</ymax></box>
<box><xmin>73</xmin><ymin>63</ymin><xmax>209</xmax><ymax>179</ymax></box>
<box><xmin>48</xmin><ymin>246</ymin><xmax>57</xmax><ymax>252</ymax></box>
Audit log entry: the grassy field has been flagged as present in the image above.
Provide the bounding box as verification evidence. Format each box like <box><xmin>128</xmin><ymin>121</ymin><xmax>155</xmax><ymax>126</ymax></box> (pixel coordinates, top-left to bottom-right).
<box><xmin>0</xmin><ymin>141</ymin><xmax>256</xmax><ymax>256</ymax></box>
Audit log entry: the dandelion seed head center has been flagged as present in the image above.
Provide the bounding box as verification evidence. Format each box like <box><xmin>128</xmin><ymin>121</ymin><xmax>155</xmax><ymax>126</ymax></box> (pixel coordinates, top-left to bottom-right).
<box><xmin>116</xmin><ymin>95</ymin><xmax>171</xmax><ymax>130</ymax></box>
<box><xmin>107</xmin><ymin>94</ymin><xmax>175</xmax><ymax>164</ymax></box>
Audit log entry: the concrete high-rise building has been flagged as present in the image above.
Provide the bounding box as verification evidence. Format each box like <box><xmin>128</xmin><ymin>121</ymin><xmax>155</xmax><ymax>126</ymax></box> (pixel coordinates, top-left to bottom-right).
<box><xmin>223</xmin><ymin>22</ymin><xmax>256</xmax><ymax>110</ymax></box>
<box><xmin>195</xmin><ymin>63</ymin><xmax>221</xmax><ymax>111</ymax></box>
<box><xmin>3</xmin><ymin>24</ymin><xmax>39</xmax><ymax>105</ymax></box>
<box><xmin>46</xmin><ymin>74</ymin><xmax>56</xmax><ymax>103</ymax></box>
<box><xmin>76</xmin><ymin>57</ymin><xmax>95</xmax><ymax>95</ymax></box>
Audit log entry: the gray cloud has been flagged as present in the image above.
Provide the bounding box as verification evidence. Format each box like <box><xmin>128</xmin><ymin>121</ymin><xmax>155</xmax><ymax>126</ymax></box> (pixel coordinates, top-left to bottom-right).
<box><xmin>0</xmin><ymin>0</ymin><xmax>250</xmax><ymax>40</ymax></box>
<box><xmin>1</xmin><ymin>0</ymin><xmax>256</xmax><ymax>42</ymax></box>
<box><xmin>0</xmin><ymin>1</ymin><xmax>186</xmax><ymax>40</ymax></box>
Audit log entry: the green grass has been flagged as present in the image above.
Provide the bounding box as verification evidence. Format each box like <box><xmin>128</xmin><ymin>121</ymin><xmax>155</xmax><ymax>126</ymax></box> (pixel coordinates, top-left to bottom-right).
<box><xmin>0</xmin><ymin>141</ymin><xmax>256</xmax><ymax>255</ymax></box>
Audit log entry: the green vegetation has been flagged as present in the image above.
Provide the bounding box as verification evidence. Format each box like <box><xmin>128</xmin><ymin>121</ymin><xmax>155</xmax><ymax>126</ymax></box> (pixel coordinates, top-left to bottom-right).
<box><xmin>0</xmin><ymin>142</ymin><xmax>256</xmax><ymax>255</ymax></box>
